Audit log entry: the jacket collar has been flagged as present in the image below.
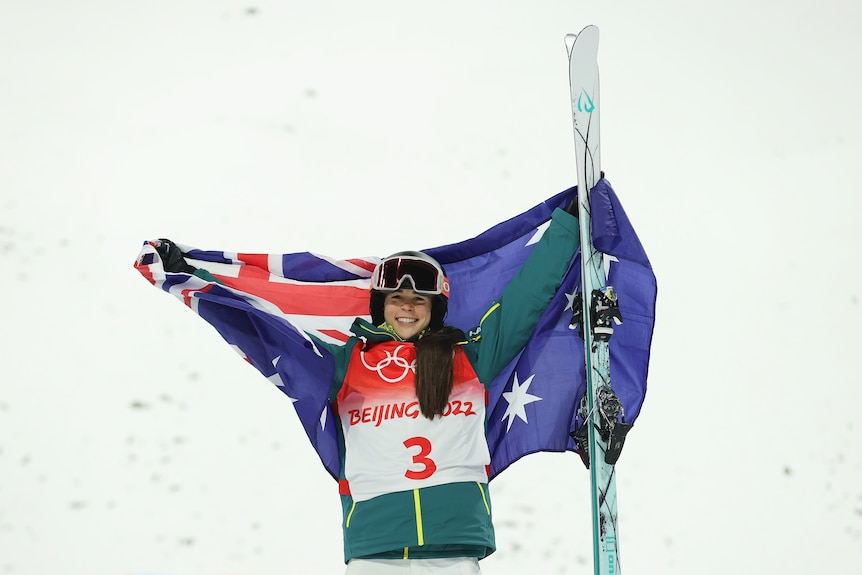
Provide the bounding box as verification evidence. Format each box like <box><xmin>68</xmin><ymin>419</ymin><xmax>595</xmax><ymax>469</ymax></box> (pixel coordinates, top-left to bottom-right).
<box><xmin>349</xmin><ymin>317</ymin><xmax>428</xmax><ymax>344</ymax></box>
<box><xmin>350</xmin><ymin>318</ymin><xmax>468</xmax><ymax>348</ymax></box>
<box><xmin>350</xmin><ymin>317</ymin><xmax>403</xmax><ymax>343</ymax></box>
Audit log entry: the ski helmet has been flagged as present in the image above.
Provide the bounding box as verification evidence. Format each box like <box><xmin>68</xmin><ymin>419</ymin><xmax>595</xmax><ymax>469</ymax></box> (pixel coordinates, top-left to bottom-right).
<box><xmin>369</xmin><ymin>251</ymin><xmax>449</xmax><ymax>330</ymax></box>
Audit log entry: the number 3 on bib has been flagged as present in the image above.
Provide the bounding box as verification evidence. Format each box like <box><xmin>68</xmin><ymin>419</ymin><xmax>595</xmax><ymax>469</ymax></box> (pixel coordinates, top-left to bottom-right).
<box><xmin>403</xmin><ymin>436</ymin><xmax>437</xmax><ymax>480</ymax></box>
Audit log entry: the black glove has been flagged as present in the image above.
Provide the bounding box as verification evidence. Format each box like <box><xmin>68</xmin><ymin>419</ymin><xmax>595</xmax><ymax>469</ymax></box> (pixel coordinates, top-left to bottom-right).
<box><xmin>155</xmin><ymin>239</ymin><xmax>197</xmax><ymax>274</ymax></box>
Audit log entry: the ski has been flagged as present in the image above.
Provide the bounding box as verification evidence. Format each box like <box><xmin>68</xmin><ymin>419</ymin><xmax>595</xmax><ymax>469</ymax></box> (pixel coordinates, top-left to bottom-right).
<box><xmin>566</xmin><ymin>25</ymin><xmax>624</xmax><ymax>575</ymax></box>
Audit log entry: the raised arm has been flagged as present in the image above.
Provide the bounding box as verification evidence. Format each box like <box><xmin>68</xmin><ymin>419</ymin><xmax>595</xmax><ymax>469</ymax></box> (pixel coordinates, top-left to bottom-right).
<box><xmin>466</xmin><ymin>208</ymin><xmax>580</xmax><ymax>385</ymax></box>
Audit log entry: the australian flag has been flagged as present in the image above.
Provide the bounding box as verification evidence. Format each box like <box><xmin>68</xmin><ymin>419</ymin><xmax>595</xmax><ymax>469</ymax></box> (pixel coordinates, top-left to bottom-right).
<box><xmin>134</xmin><ymin>179</ymin><xmax>656</xmax><ymax>480</ymax></box>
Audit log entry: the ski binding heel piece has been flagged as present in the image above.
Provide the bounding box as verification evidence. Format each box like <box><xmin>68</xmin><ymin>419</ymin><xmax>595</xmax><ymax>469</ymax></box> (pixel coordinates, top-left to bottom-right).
<box><xmin>568</xmin><ymin>287</ymin><xmax>622</xmax><ymax>342</ymax></box>
<box><xmin>571</xmin><ymin>384</ymin><xmax>632</xmax><ymax>468</ymax></box>
<box><xmin>592</xmin><ymin>286</ymin><xmax>622</xmax><ymax>342</ymax></box>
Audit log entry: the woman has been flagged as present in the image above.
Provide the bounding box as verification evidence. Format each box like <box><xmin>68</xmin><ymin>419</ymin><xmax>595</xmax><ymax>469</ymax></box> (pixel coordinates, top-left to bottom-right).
<box><xmin>156</xmin><ymin>205</ymin><xmax>580</xmax><ymax>574</ymax></box>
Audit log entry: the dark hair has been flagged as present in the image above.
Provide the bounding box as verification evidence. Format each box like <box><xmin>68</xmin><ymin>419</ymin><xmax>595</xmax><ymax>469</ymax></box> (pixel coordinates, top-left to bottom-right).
<box><xmin>369</xmin><ymin>281</ymin><xmax>460</xmax><ymax>419</ymax></box>
<box><xmin>414</xmin><ymin>327</ymin><xmax>466</xmax><ymax>419</ymax></box>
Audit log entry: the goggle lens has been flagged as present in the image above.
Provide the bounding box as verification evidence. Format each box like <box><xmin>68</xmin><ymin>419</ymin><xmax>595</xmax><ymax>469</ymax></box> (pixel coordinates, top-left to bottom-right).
<box><xmin>373</xmin><ymin>257</ymin><xmax>447</xmax><ymax>296</ymax></box>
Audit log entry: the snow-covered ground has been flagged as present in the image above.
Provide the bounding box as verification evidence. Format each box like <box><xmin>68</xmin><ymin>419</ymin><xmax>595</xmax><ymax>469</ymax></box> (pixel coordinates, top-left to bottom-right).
<box><xmin>1</xmin><ymin>1</ymin><xmax>860</xmax><ymax>573</ymax></box>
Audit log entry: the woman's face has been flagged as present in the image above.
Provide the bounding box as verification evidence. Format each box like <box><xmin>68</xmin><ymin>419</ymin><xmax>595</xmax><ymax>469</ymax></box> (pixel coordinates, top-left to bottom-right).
<box><xmin>383</xmin><ymin>289</ymin><xmax>432</xmax><ymax>340</ymax></box>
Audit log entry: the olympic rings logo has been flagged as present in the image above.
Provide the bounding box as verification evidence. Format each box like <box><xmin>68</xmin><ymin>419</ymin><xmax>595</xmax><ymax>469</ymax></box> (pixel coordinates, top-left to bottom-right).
<box><xmin>360</xmin><ymin>345</ymin><xmax>416</xmax><ymax>383</ymax></box>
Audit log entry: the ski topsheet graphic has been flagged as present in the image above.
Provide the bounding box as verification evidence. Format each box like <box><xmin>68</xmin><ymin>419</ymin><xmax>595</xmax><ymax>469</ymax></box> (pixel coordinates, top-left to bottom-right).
<box><xmin>567</xmin><ymin>25</ymin><xmax>625</xmax><ymax>575</ymax></box>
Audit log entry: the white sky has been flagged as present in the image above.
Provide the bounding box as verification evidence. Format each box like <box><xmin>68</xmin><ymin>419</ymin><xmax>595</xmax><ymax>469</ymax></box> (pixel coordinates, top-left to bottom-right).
<box><xmin>1</xmin><ymin>1</ymin><xmax>861</xmax><ymax>574</ymax></box>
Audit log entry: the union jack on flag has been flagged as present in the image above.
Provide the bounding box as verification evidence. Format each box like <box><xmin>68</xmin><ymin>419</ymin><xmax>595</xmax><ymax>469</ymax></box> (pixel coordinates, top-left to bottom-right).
<box><xmin>134</xmin><ymin>180</ymin><xmax>656</xmax><ymax>479</ymax></box>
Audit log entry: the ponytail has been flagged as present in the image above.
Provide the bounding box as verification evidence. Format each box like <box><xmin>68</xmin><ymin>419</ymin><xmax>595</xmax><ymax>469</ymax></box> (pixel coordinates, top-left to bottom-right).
<box><xmin>414</xmin><ymin>327</ymin><xmax>465</xmax><ymax>419</ymax></box>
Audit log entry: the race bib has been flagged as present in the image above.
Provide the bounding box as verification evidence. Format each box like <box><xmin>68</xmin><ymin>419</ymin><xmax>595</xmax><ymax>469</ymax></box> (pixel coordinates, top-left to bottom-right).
<box><xmin>337</xmin><ymin>342</ymin><xmax>489</xmax><ymax>501</ymax></box>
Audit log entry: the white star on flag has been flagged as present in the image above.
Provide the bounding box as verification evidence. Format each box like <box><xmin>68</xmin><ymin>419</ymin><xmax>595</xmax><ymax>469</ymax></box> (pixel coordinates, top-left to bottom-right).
<box><xmin>604</xmin><ymin>253</ymin><xmax>619</xmax><ymax>277</ymax></box>
<box><xmin>565</xmin><ymin>290</ymin><xmax>578</xmax><ymax>311</ymax></box>
<box><xmin>501</xmin><ymin>373</ymin><xmax>542</xmax><ymax>431</ymax></box>
<box><xmin>267</xmin><ymin>355</ymin><xmax>287</xmax><ymax>388</ymax></box>
<box><xmin>525</xmin><ymin>221</ymin><xmax>550</xmax><ymax>246</ymax></box>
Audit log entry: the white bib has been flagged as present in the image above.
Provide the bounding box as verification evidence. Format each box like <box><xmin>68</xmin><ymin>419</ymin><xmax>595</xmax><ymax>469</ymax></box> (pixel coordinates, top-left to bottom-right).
<box><xmin>337</xmin><ymin>342</ymin><xmax>489</xmax><ymax>502</ymax></box>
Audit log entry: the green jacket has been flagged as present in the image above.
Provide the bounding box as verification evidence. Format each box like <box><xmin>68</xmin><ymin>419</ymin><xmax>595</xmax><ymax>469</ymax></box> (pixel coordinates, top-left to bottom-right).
<box><xmin>311</xmin><ymin>208</ymin><xmax>580</xmax><ymax>563</ymax></box>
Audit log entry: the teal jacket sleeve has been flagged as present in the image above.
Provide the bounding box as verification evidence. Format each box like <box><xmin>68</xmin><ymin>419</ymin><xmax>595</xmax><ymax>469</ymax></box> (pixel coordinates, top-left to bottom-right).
<box><xmin>464</xmin><ymin>208</ymin><xmax>580</xmax><ymax>385</ymax></box>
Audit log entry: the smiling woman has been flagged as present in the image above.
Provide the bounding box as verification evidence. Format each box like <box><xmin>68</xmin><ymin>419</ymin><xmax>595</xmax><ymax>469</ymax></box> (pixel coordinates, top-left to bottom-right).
<box><xmin>372</xmin><ymin>252</ymin><xmax>462</xmax><ymax>420</ymax></box>
<box><xmin>310</xmin><ymin>218</ymin><xmax>581</xmax><ymax>574</ymax></box>
<box><xmin>150</xmin><ymin>203</ymin><xmax>582</xmax><ymax>574</ymax></box>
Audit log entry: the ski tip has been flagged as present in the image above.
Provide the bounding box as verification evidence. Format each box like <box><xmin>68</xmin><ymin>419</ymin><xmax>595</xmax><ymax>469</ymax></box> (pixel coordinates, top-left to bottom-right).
<box><xmin>565</xmin><ymin>25</ymin><xmax>599</xmax><ymax>55</ymax></box>
<box><xmin>579</xmin><ymin>25</ymin><xmax>600</xmax><ymax>44</ymax></box>
<box><xmin>564</xmin><ymin>33</ymin><xmax>577</xmax><ymax>55</ymax></box>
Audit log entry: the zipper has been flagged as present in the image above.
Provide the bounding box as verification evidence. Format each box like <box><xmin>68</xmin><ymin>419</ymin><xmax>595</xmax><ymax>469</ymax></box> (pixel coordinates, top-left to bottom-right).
<box><xmin>345</xmin><ymin>501</ymin><xmax>356</xmax><ymax>527</ymax></box>
<box><xmin>413</xmin><ymin>488</ymin><xmax>425</xmax><ymax>546</ymax></box>
<box><xmin>477</xmin><ymin>482</ymin><xmax>490</xmax><ymax>515</ymax></box>
<box><xmin>347</xmin><ymin>489</ymin><xmax>430</xmax><ymax>554</ymax></box>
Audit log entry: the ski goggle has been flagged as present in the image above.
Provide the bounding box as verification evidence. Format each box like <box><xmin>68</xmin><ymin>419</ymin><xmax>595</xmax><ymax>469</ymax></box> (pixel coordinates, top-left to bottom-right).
<box><xmin>370</xmin><ymin>255</ymin><xmax>450</xmax><ymax>298</ymax></box>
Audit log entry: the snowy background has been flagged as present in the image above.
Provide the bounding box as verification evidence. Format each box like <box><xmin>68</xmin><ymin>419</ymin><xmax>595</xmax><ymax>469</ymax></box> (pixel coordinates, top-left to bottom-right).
<box><xmin>2</xmin><ymin>1</ymin><xmax>861</xmax><ymax>574</ymax></box>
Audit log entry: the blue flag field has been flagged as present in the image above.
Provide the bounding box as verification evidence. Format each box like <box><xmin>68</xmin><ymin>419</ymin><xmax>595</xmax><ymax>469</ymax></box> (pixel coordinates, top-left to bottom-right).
<box><xmin>134</xmin><ymin>180</ymin><xmax>656</xmax><ymax>479</ymax></box>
